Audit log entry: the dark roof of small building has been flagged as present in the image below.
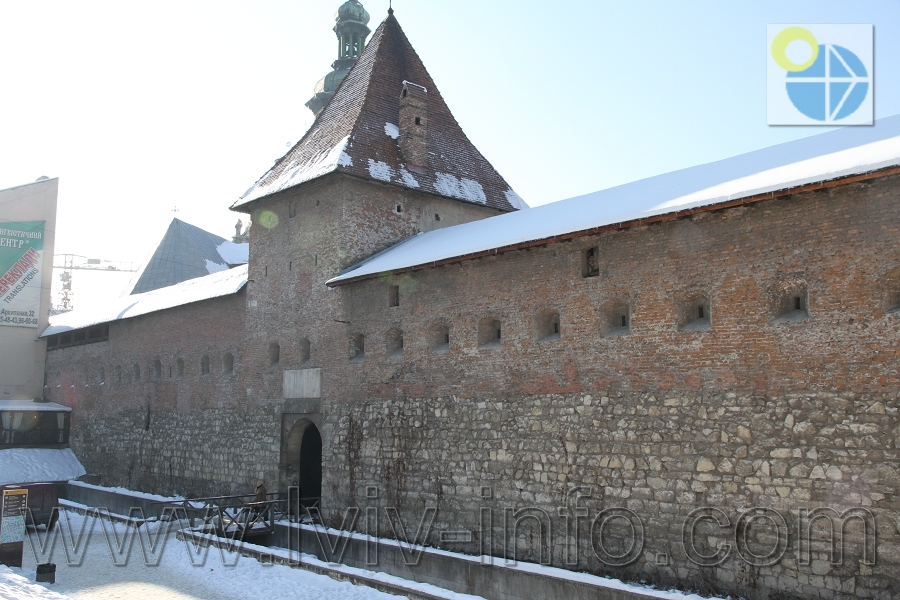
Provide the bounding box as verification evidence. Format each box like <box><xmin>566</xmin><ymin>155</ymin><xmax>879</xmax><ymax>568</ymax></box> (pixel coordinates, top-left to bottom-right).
<box><xmin>128</xmin><ymin>219</ymin><xmax>248</xmax><ymax>295</ymax></box>
<box><xmin>233</xmin><ymin>12</ymin><xmax>527</xmax><ymax>212</ymax></box>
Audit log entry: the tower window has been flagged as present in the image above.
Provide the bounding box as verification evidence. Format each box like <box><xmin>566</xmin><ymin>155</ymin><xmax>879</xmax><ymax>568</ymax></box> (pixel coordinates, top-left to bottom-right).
<box><xmin>415</xmin><ymin>117</ymin><xmax>422</xmax><ymax>125</ymax></box>
<box><xmin>478</xmin><ymin>318</ymin><xmax>502</xmax><ymax>348</ymax></box>
<box><xmin>536</xmin><ymin>310</ymin><xmax>561</xmax><ymax>342</ymax></box>
<box><xmin>389</xmin><ymin>285</ymin><xmax>399</xmax><ymax>307</ymax></box>
<box><xmin>583</xmin><ymin>247</ymin><xmax>600</xmax><ymax>278</ymax></box>
<box><xmin>386</xmin><ymin>329</ymin><xmax>404</xmax><ymax>357</ymax></box>
<box><xmin>350</xmin><ymin>334</ymin><xmax>365</xmax><ymax>361</ymax></box>
<box><xmin>772</xmin><ymin>281</ymin><xmax>809</xmax><ymax>323</ymax></box>
<box><xmin>429</xmin><ymin>323</ymin><xmax>451</xmax><ymax>352</ymax></box>
<box><xmin>269</xmin><ymin>342</ymin><xmax>280</xmax><ymax>366</ymax></box>
<box><xmin>678</xmin><ymin>295</ymin><xmax>711</xmax><ymax>332</ymax></box>
<box><xmin>602</xmin><ymin>301</ymin><xmax>632</xmax><ymax>337</ymax></box>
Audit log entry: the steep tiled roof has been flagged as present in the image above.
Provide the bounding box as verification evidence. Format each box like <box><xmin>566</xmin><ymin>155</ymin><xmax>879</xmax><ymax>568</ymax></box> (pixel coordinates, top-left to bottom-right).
<box><xmin>128</xmin><ymin>219</ymin><xmax>248</xmax><ymax>295</ymax></box>
<box><xmin>233</xmin><ymin>13</ymin><xmax>526</xmax><ymax>212</ymax></box>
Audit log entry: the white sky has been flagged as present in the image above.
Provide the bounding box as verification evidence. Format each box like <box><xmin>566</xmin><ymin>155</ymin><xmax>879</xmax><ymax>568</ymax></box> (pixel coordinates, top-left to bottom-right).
<box><xmin>1</xmin><ymin>0</ymin><xmax>898</xmax><ymax>309</ymax></box>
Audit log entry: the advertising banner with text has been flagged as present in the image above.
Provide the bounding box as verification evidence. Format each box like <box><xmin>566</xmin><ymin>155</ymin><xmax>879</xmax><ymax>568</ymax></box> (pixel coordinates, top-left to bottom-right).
<box><xmin>0</xmin><ymin>488</ymin><xmax>28</xmax><ymax>567</ymax></box>
<box><xmin>0</xmin><ymin>221</ymin><xmax>45</xmax><ymax>328</ymax></box>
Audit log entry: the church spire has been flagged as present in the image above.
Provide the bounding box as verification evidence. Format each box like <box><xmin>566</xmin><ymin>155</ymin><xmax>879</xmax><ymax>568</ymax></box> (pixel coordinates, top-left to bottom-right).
<box><xmin>306</xmin><ymin>1</ymin><xmax>371</xmax><ymax>118</ymax></box>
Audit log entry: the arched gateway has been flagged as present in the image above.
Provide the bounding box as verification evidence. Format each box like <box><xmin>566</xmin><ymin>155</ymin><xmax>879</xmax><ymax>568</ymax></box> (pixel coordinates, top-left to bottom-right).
<box><xmin>285</xmin><ymin>420</ymin><xmax>322</xmax><ymax>510</ymax></box>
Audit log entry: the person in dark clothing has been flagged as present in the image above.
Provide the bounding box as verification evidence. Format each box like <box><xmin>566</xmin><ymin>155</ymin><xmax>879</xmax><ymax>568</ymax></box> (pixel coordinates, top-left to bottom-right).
<box><xmin>254</xmin><ymin>480</ymin><xmax>267</xmax><ymax>502</ymax></box>
<box><xmin>251</xmin><ymin>480</ymin><xmax>268</xmax><ymax>521</ymax></box>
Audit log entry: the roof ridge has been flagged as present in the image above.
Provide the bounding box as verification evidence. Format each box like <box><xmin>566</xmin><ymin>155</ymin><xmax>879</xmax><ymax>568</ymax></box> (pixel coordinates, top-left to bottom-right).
<box><xmin>233</xmin><ymin>11</ymin><xmax>524</xmax><ymax>213</ymax></box>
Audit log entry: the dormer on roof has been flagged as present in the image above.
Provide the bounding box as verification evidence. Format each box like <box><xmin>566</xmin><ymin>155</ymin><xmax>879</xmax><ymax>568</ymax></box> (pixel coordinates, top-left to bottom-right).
<box><xmin>235</xmin><ymin>10</ymin><xmax>528</xmax><ymax>213</ymax></box>
<box><xmin>399</xmin><ymin>82</ymin><xmax>428</xmax><ymax>171</ymax></box>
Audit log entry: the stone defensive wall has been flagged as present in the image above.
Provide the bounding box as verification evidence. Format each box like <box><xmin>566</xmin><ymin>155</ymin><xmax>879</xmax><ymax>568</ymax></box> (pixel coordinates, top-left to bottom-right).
<box><xmin>40</xmin><ymin>172</ymin><xmax>900</xmax><ymax>599</ymax></box>
<box><xmin>322</xmin><ymin>174</ymin><xmax>900</xmax><ymax>599</ymax></box>
<box><xmin>41</xmin><ymin>290</ymin><xmax>275</xmax><ymax>496</ymax></box>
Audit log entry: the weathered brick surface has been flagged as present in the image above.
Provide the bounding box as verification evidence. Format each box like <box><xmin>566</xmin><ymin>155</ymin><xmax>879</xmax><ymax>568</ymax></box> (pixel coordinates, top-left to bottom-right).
<box><xmin>44</xmin><ymin>173</ymin><xmax>900</xmax><ymax>599</ymax></box>
<box><xmin>42</xmin><ymin>291</ymin><xmax>279</xmax><ymax>496</ymax></box>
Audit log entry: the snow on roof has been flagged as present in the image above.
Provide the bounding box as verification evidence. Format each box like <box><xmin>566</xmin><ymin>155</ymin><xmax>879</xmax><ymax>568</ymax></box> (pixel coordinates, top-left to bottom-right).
<box><xmin>232</xmin><ymin>14</ymin><xmax>525</xmax><ymax>213</ymax></box>
<box><xmin>127</xmin><ymin>218</ymin><xmax>249</xmax><ymax>295</ymax></box>
<box><xmin>240</xmin><ymin>136</ymin><xmax>353</xmax><ymax>204</ymax></box>
<box><xmin>329</xmin><ymin>115</ymin><xmax>900</xmax><ymax>286</ymax></box>
<box><xmin>42</xmin><ymin>264</ymin><xmax>248</xmax><ymax>336</ymax></box>
<box><xmin>0</xmin><ymin>400</ymin><xmax>71</xmax><ymax>412</ymax></box>
<box><xmin>0</xmin><ymin>448</ymin><xmax>86</xmax><ymax>486</ymax></box>
<box><xmin>216</xmin><ymin>240</ymin><xmax>249</xmax><ymax>265</ymax></box>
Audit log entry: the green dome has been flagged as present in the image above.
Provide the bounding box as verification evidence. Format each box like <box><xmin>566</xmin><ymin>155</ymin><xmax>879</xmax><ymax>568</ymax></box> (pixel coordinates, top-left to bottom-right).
<box><xmin>314</xmin><ymin>68</ymin><xmax>350</xmax><ymax>95</ymax></box>
<box><xmin>336</xmin><ymin>0</ymin><xmax>369</xmax><ymax>25</ymax></box>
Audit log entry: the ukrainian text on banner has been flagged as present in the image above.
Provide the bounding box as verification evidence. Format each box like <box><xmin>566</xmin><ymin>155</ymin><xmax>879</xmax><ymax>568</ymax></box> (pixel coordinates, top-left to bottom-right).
<box><xmin>0</xmin><ymin>221</ymin><xmax>44</xmax><ymax>328</ymax></box>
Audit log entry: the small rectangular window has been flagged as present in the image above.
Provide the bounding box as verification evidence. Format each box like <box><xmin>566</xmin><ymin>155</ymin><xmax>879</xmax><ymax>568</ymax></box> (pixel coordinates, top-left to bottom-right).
<box><xmin>389</xmin><ymin>285</ymin><xmax>400</xmax><ymax>307</ymax></box>
<box><xmin>583</xmin><ymin>247</ymin><xmax>600</xmax><ymax>278</ymax></box>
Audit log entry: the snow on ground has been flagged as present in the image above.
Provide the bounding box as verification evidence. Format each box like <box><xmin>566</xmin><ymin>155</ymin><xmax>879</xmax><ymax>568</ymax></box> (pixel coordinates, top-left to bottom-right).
<box><xmin>65</xmin><ymin>480</ymin><xmax>182</xmax><ymax>503</ymax></box>
<box><xmin>0</xmin><ymin>449</ymin><xmax>86</xmax><ymax>486</ymax></box>
<box><xmin>11</xmin><ymin>511</ymin><xmax>400</xmax><ymax>600</ymax></box>
<box><xmin>0</xmin><ymin>566</ymin><xmax>69</xmax><ymax>600</ymax></box>
<box><xmin>4</xmin><ymin>505</ymin><xmax>728</xmax><ymax>600</ymax></box>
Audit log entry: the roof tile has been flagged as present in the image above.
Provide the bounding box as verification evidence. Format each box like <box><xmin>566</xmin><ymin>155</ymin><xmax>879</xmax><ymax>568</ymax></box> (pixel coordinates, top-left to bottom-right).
<box><xmin>234</xmin><ymin>13</ymin><xmax>525</xmax><ymax>212</ymax></box>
